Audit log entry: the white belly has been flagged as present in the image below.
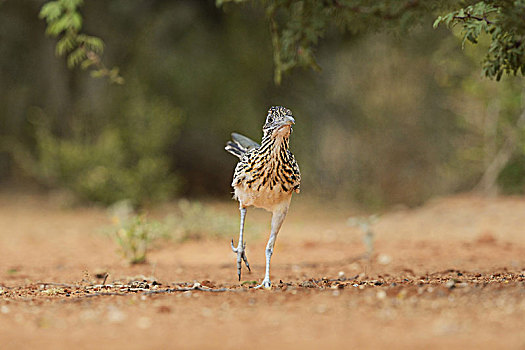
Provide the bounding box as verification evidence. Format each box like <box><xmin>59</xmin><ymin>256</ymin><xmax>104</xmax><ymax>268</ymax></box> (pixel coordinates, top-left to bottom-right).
<box><xmin>234</xmin><ymin>184</ymin><xmax>292</xmax><ymax>212</ymax></box>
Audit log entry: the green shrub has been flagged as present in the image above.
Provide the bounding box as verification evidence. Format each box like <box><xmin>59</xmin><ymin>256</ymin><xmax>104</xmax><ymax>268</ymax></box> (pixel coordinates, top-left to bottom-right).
<box><xmin>26</xmin><ymin>91</ymin><xmax>181</xmax><ymax>207</ymax></box>
<box><xmin>110</xmin><ymin>201</ymin><xmax>168</xmax><ymax>264</ymax></box>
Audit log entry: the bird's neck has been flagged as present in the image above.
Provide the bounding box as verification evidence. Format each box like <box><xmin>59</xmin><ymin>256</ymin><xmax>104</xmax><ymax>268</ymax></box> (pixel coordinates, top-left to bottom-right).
<box><xmin>260</xmin><ymin>129</ymin><xmax>290</xmax><ymax>158</ymax></box>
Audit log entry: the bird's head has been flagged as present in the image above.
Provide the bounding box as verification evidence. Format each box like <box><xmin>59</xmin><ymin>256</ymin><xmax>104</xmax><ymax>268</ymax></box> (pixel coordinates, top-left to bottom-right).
<box><xmin>263</xmin><ymin>106</ymin><xmax>295</xmax><ymax>138</ymax></box>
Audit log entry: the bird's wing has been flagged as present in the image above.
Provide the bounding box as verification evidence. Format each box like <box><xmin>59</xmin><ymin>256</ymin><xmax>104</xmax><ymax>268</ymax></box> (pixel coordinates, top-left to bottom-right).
<box><xmin>289</xmin><ymin>151</ymin><xmax>301</xmax><ymax>193</ymax></box>
<box><xmin>231</xmin><ymin>133</ymin><xmax>260</xmax><ymax>150</ymax></box>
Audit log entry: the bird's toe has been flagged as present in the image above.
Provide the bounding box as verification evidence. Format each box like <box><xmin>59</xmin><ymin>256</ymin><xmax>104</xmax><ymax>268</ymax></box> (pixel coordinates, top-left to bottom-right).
<box><xmin>255</xmin><ymin>279</ymin><xmax>272</xmax><ymax>290</ymax></box>
<box><xmin>232</xmin><ymin>242</ymin><xmax>251</xmax><ymax>281</ymax></box>
<box><xmin>230</xmin><ymin>239</ymin><xmax>237</xmax><ymax>253</ymax></box>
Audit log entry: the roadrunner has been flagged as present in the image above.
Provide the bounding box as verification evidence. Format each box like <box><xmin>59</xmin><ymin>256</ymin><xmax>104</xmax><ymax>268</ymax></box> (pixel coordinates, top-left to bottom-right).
<box><xmin>225</xmin><ymin>106</ymin><xmax>301</xmax><ymax>289</ymax></box>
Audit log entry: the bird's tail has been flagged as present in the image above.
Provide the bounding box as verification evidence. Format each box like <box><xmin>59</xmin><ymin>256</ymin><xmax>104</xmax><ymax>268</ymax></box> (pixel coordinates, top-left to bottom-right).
<box><xmin>225</xmin><ymin>141</ymin><xmax>246</xmax><ymax>159</ymax></box>
<box><xmin>225</xmin><ymin>133</ymin><xmax>260</xmax><ymax>159</ymax></box>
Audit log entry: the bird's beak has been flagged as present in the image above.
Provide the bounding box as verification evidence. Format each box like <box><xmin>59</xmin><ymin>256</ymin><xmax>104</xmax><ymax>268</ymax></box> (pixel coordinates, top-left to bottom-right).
<box><xmin>283</xmin><ymin>115</ymin><xmax>295</xmax><ymax>125</ymax></box>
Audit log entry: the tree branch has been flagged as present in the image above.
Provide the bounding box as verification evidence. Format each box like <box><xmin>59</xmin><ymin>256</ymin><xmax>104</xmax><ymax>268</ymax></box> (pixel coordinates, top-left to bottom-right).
<box><xmin>453</xmin><ymin>14</ymin><xmax>493</xmax><ymax>25</ymax></box>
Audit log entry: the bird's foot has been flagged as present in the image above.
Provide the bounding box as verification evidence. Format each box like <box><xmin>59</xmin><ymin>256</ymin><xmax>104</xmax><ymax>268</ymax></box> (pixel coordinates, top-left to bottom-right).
<box><xmin>230</xmin><ymin>239</ymin><xmax>251</xmax><ymax>281</ymax></box>
<box><xmin>254</xmin><ymin>278</ymin><xmax>272</xmax><ymax>290</ymax></box>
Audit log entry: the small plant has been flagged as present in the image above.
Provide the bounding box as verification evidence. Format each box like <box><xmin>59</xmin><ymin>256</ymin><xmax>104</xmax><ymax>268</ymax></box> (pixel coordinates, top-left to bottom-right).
<box><xmin>110</xmin><ymin>201</ymin><xmax>167</xmax><ymax>264</ymax></box>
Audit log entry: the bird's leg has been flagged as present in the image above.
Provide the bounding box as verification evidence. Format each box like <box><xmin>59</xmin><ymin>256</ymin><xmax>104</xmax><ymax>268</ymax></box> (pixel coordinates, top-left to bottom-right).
<box><xmin>256</xmin><ymin>206</ymin><xmax>288</xmax><ymax>290</ymax></box>
<box><xmin>231</xmin><ymin>206</ymin><xmax>250</xmax><ymax>281</ymax></box>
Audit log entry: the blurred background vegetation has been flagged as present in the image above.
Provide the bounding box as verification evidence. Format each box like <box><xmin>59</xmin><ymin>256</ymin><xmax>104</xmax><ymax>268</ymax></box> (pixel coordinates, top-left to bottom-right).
<box><xmin>1</xmin><ymin>0</ymin><xmax>525</xmax><ymax>209</ymax></box>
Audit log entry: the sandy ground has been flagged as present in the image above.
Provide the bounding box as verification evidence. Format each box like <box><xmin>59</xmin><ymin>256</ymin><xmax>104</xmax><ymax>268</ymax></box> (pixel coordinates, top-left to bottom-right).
<box><xmin>1</xmin><ymin>192</ymin><xmax>525</xmax><ymax>349</ymax></box>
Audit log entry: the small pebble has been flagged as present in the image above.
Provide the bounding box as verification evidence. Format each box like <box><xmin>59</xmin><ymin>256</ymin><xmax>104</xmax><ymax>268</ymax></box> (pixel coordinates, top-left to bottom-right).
<box><xmin>1</xmin><ymin>306</ymin><xmax>9</xmax><ymax>314</ymax></box>
<box><xmin>376</xmin><ymin>290</ymin><xmax>387</xmax><ymax>300</ymax></box>
<box><xmin>446</xmin><ymin>279</ymin><xmax>456</xmax><ymax>289</ymax></box>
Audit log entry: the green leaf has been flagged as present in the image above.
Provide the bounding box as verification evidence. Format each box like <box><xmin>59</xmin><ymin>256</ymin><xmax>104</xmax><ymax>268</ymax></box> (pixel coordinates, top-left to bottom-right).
<box><xmin>77</xmin><ymin>35</ymin><xmax>104</xmax><ymax>53</ymax></box>
<box><xmin>39</xmin><ymin>2</ymin><xmax>62</xmax><ymax>21</ymax></box>
<box><xmin>69</xmin><ymin>12</ymin><xmax>82</xmax><ymax>31</ymax></box>
<box><xmin>80</xmin><ymin>59</ymin><xmax>94</xmax><ymax>70</ymax></box>
<box><xmin>240</xmin><ymin>280</ymin><xmax>258</xmax><ymax>285</ymax></box>
<box><xmin>55</xmin><ymin>35</ymin><xmax>75</xmax><ymax>56</ymax></box>
<box><xmin>67</xmin><ymin>47</ymin><xmax>86</xmax><ymax>68</ymax></box>
<box><xmin>90</xmin><ymin>69</ymin><xmax>104</xmax><ymax>78</ymax></box>
<box><xmin>112</xmin><ymin>76</ymin><xmax>125</xmax><ymax>85</ymax></box>
<box><xmin>60</xmin><ymin>0</ymin><xmax>83</xmax><ymax>11</ymax></box>
<box><xmin>433</xmin><ymin>16</ymin><xmax>442</xmax><ymax>29</ymax></box>
<box><xmin>444</xmin><ymin>14</ymin><xmax>454</xmax><ymax>26</ymax></box>
<box><xmin>467</xmin><ymin>33</ymin><xmax>478</xmax><ymax>44</ymax></box>
<box><xmin>46</xmin><ymin>15</ymin><xmax>70</xmax><ymax>36</ymax></box>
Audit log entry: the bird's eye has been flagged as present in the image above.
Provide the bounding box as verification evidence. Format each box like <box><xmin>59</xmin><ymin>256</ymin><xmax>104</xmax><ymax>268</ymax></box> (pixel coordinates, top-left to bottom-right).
<box><xmin>267</xmin><ymin>117</ymin><xmax>273</xmax><ymax>124</ymax></box>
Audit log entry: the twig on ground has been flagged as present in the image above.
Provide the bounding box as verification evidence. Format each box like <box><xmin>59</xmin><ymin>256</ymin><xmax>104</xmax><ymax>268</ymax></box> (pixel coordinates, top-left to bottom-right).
<box><xmin>73</xmin><ymin>283</ymin><xmax>236</xmax><ymax>298</ymax></box>
<box><xmin>81</xmin><ymin>292</ymin><xmax>128</xmax><ymax>298</ymax></box>
<box><xmin>37</xmin><ymin>282</ymin><xmax>77</xmax><ymax>288</ymax></box>
<box><xmin>143</xmin><ymin>286</ymin><xmax>232</xmax><ymax>295</ymax></box>
<box><xmin>102</xmin><ymin>273</ymin><xmax>109</xmax><ymax>286</ymax></box>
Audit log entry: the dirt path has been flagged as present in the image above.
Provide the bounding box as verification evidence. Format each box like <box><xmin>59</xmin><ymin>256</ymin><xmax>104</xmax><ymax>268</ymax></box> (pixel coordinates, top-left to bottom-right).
<box><xmin>1</xmin><ymin>193</ymin><xmax>525</xmax><ymax>349</ymax></box>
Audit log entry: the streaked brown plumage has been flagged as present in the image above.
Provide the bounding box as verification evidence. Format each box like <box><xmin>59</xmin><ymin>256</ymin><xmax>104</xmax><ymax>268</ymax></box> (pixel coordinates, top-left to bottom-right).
<box><xmin>225</xmin><ymin>106</ymin><xmax>300</xmax><ymax>289</ymax></box>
